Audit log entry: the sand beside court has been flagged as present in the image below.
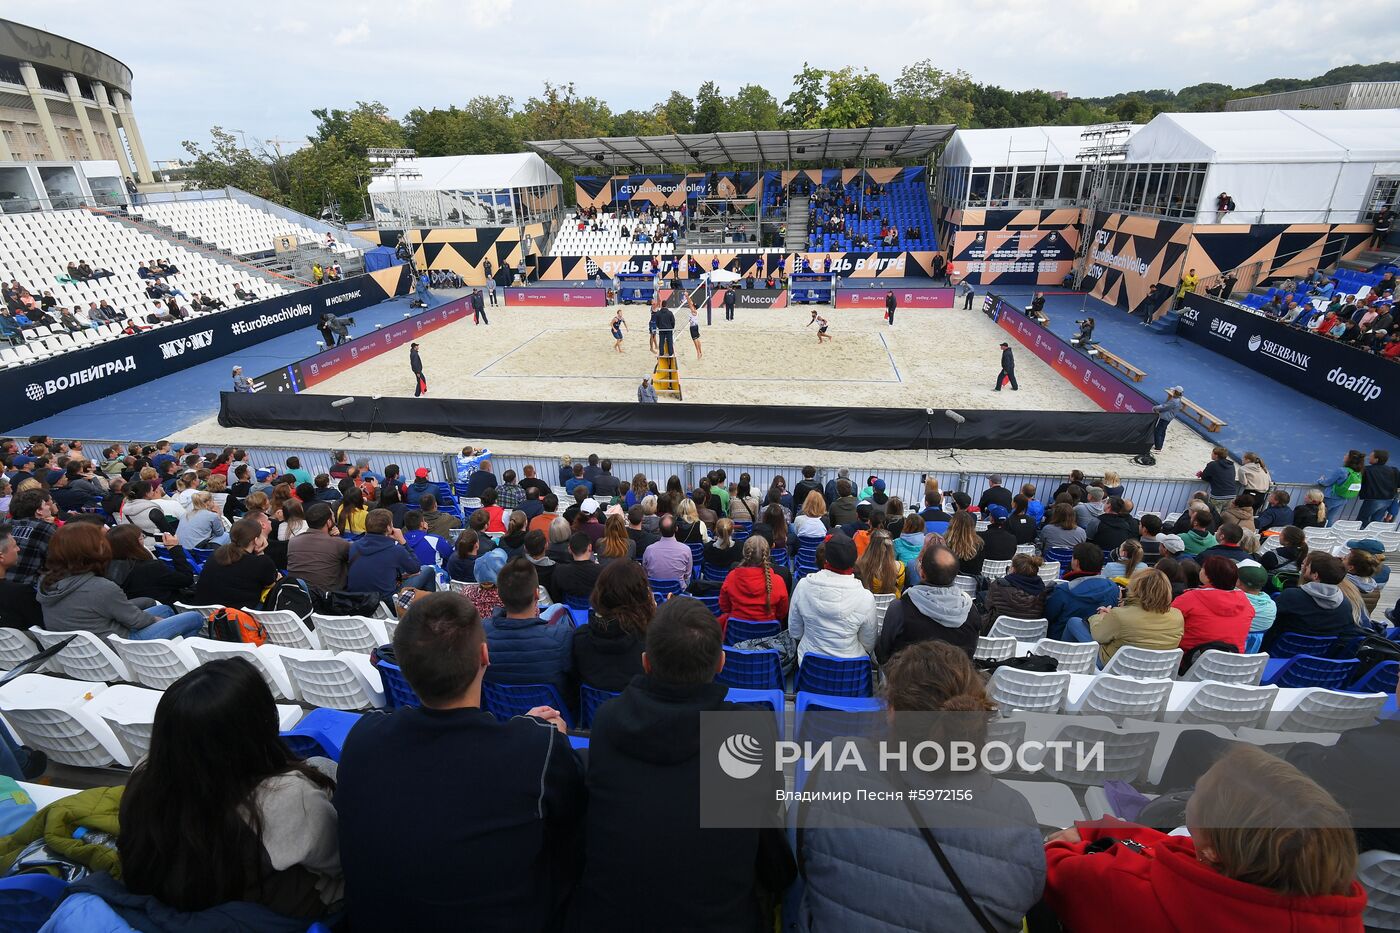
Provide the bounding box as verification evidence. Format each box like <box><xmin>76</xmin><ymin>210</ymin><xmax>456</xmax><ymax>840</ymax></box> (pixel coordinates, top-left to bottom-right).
<box><xmin>182</xmin><ymin>298</ymin><xmax>1218</xmax><ymax>478</ymax></box>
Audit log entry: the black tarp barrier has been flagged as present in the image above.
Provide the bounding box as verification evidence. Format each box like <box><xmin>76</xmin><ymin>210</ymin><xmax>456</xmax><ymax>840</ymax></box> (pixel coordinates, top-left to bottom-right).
<box><xmin>220</xmin><ymin>392</ymin><xmax>1156</xmax><ymax>454</ymax></box>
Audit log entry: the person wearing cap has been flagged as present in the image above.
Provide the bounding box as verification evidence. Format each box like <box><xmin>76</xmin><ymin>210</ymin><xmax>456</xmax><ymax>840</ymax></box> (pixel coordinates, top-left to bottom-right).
<box><xmin>1151</xmin><ymin>387</ymin><xmax>1185</xmax><ymax>452</ymax></box>
<box><xmin>1236</xmin><ymin>563</ymin><xmax>1276</xmax><ymax>634</ymax></box>
<box><xmin>884</xmin><ymin>290</ymin><xmax>896</xmax><ymax>326</ymax></box>
<box><xmin>410</xmin><ymin>342</ymin><xmax>427</xmax><ymax>397</ymax></box>
<box><xmin>995</xmin><ymin>341</ymin><xmax>1017</xmax><ymax>391</ymax></box>
<box><xmin>788</xmin><ymin>534</ymin><xmax>877</xmax><ymax>662</ymax></box>
<box><xmin>407</xmin><ymin>467</ymin><xmax>435</xmax><ymax>508</ymax></box>
<box><xmin>231</xmin><ymin>365</ymin><xmax>254</xmax><ymax>393</ymax></box>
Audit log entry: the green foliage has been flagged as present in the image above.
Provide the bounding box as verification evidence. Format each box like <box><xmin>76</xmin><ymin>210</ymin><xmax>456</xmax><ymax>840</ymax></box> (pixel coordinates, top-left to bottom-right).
<box><xmin>182</xmin><ymin>60</ymin><xmax>1397</xmax><ymax>219</ymax></box>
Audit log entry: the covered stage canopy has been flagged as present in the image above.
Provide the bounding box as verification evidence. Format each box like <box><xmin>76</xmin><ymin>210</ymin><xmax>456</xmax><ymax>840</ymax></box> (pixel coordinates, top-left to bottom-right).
<box><xmin>939</xmin><ymin>125</ymin><xmax>1141</xmax><ymax>168</ymax></box>
<box><xmin>525</xmin><ymin>125</ymin><xmax>956</xmax><ymax>169</ymax></box>
<box><xmin>366</xmin><ymin>152</ymin><xmax>560</xmax><ymax>195</ymax></box>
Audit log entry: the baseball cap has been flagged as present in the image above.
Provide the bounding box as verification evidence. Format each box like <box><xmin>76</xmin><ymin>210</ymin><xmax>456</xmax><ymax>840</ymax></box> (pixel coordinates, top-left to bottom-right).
<box><xmin>255</xmin><ymin>469</ymin><xmax>273</xmax><ymax>482</ymax></box>
<box><xmin>414</xmin><ymin>467</ymin><xmax>430</xmax><ymax>479</ymax></box>
<box><xmin>1237</xmin><ymin>564</ymin><xmax>1268</xmax><ymax>589</ymax></box>
<box><xmin>473</xmin><ymin>547</ymin><xmax>508</xmax><ymax>585</ymax></box>
<box><xmin>1346</xmin><ymin>538</ymin><xmax>1385</xmax><ymax>554</ymax></box>
<box><xmin>999</xmin><ymin>341</ymin><xmax>1009</xmax><ymax>348</ymax></box>
<box><xmin>1159</xmin><ymin>534</ymin><xmax>1186</xmax><ymax>555</ymax></box>
<box><xmin>1168</xmin><ymin>385</ymin><xmax>1184</xmax><ymax>394</ymax></box>
<box><xmin>411</xmin><ymin>342</ymin><xmax>419</xmax><ymax>348</ymax></box>
<box><xmin>580</xmin><ymin>498</ymin><xmax>599</xmax><ymax>515</ymax></box>
<box><xmin>872</xmin><ymin>478</ymin><xmax>886</xmax><ymax>493</ymax></box>
<box><xmin>986</xmin><ymin>503</ymin><xmax>1010</xmax><ymax>521</ymax></box>
<box><xmin>823</xmin><ymin>535</ymin><xmax>857</xmax><ymax>571</ymax></box>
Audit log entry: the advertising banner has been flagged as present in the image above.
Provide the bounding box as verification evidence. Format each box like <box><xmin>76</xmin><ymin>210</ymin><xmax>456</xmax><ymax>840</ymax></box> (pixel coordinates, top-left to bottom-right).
<box><xmin>505</xmin><ymin>287</ymin><xmax>608</xmax><ymax>308</ymax></box>
<box><xmin>0</xmin><ymin>269</ymin><xmax>410</xmax><ymax>430</ymax></box>
<box><xmin>989</xmin><ymin>295</ymin><xmax>1158</xmax><ymax>415</ymax></box>
<box><xmin>721</xmin><ymin>288</ymin><xmax>788</xmax><ymax>310</ymax></box>
<box><xmin>256</xmin><ymin>295</ymin><xmax>473</xmax><ymax>394</ymax></box>
<box><xmin>1178</xmin><ymin>294</ymin><xmax>1396</xmax><ymax>435</ymax></box>
<box><xmin>835</xmin><ymin>288</ymin><xmax>954</xmax><ymax>309</ymax></box>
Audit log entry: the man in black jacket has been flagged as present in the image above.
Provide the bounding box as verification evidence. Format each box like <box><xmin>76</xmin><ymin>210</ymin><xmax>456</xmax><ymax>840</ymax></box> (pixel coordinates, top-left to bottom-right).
<box><xmin>1262</xmin><ymin>553</ymin><xmax>1360</xmax><ymax>651</ymax></box>
<box><xmin>884</xmin><ymin>290</ymin><xmax>896</xmax><ymax>325</ymax></box>
<box><xmin>335</xmin><ymin>592</ymin><xmax>584</xmax><ymax>931</ymax></box>
<box><xmin>552</xmin><ymin>533</ymin><xmax>602</xmax><ymax>601</ymax></box>
<box><xmin>876</xmin><ymin>545</ymin><xmax>981</xmax><ymax>661</ymax></box>
<box><xmin>723</xmin><ymin>286</ymin><xmax>736</xmax><ymax>321</ymax></box>
<box><xmin>1089</xmin><ymin>497</ymin><xmax>1138</xmax><ymax>551</ymax></box>
<box><xmin>574</xmin><ymin>595</ymin><xmax>792</xmax><ymax>931</ymax></box>
<box><xmin>655</xmin><ymin>303</ymin><xmax>676</xmax><ymax>357</ymax></box>
<box><xmin>791</xmin><ymin>466</ymin><xmax>821</xmax><ymax>514</ymax></box>
<box><xmin>977</xmin><ymin>475</ymin><xmax>1014</xmax><ymax>514</ymax></box>
<box><xmin>409</xmin><ymin>342</ymin><xmax>426</xmax><ymax>397</ymax></box>
<box><xmin>1359</xmin><ymin>449</ymin><xmax>1399</xmax><ymax>527</ymax></box>
<box><xmin>995</xmin><ymin>341</ymin><xmax>1018</xmax><ymax>390</ymax></box>
<box><xmin>471</xmin><ymin>288</ymin><xmax>489</xmax><ymax>325</ymax></box>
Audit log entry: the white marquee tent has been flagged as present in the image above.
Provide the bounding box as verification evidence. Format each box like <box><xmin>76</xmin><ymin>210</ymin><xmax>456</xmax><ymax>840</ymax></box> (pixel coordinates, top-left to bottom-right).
<box><xmin>1123</xmin><ymin>110</ymin><xmax>1400</xmax><ymax>224</ymax></box>
<box><xmin>367</xmin><ymin>152</ymin><xmax>562</xmax><ymax>228</ymax></box>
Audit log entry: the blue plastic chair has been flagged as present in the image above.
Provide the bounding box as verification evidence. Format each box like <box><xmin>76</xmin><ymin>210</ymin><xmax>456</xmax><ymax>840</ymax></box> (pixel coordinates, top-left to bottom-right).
<box><xmin>483</xmin><ymin>681</ymin><xmax>574</xmax><ymax>727</ymax></box>
<box><xmin>568</xmin><ymin>734</ymin><xmax>590</xmax><ymax>750</ymax></box>
<box><xmin>770</xmin><ymin>547</ymin><xmax>790</xmax><ymax>568</ymax></box>
<box><xmin>796</xmin><ymin>653</ymin><xmax>873</xmax><ymax>697</ymax></box>
<box><xmin>695</xmin><ymin>593</ymin><xmax>722</xmax><ymax>617</ymax></box>
<box><xmin>1244</xmin><ymin>631</ymin><xmax>1265</xmax><ymax>654</ymax></box>
<box><xmin>1268</xmin><ymin>632</ymin><xmax>1339</xmax><ymax>659</ymax></box>
<box><xmin>375</xmin><ymin>659</ymin><xmax>422</xmax><ymax>709</ymax></box>
<box><xmin>187</xmin><ymin>547</ymin><xmax>215</xmax><ymax>572</ymax></box>
<box><xmin>566</xmin><ymin>607</ymin><xmax>590</xmax><ymax>628</ymax></box>
<box><xmin>725</xmin><ymin>618</ymin><xmax>783</xmax><ymax>646</ymax></box>
<box><xmin>1043</xmin><ymin>547</ymin><xmax>1075</xmax><ymax>577</ymax></box>
<box><xmin>1263</xmin><ymin>654</ymin><xmax>1360</xmax><ymax>689</ymax></box>
<box><xmin>0</xmin><ymin>874</ymin><xmax>68</xmax><ymax>932</ymax></box>
<box><xmin>580</xmin><ymin>684</ymin><xmax>621</xmax><ymax>728</ymax></box>
<box><xmin>1348</xmin><ymin>660</ymin><xmax>1400</xmax><ymax>694</ymax></box>
<box><xmin>649</xmin><ymin>578</ymin><xmax>683</xmax><ymax>602</ymax></box>
<box><xmin>794</xmin><ymin>691</ymin><xmax>884</xmax><ymax>743</ymax></box>
<box><xmin>280</xmin><ymin>708</ymin><xmax>363</xmax><ymax>761</ymax></box>
<box><xmin>716</xmin><ymin>646</ymin><xmax>784</xmax><ymax>690</ymax></box>
<box><xmin>564</xmin><ymin>594</ymin><xmax>591</xmax><ymax>611</ymax></box>
<box><xmin>701</xmin><ymin>563</ymin><xmax>732</xmax><ymax>583</ymax></box>
<box><xmin>732</xmin><ymin>521</ymin><xmax>752</xmax><ymax>542</ymax></box>
<box><xmin>725</xmin><ymin>686</ymin><xmax>786</xmax><ymax>739</ymax></box>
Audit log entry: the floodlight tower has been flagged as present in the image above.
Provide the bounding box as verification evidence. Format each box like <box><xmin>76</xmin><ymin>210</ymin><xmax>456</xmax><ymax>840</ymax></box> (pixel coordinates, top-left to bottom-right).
<box><xmin>1070</xmin><ymin>122</ymin><xmax>1134</xmax><ymax>289</ymax></box>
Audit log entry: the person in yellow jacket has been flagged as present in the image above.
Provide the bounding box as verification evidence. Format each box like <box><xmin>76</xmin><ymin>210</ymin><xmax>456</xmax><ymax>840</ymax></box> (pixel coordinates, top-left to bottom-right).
<box><xmin>1175</xmin><ymin>267</ymin><xmax>1199</xmax><ymax>309</ymax></box>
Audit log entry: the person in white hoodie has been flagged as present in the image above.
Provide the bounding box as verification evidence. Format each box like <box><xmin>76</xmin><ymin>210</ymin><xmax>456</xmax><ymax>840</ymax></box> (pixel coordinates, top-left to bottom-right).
<box><xmin>788</xmin><ymin>534</ymin><xmax>876</xmax><ymax>661</ymax></box>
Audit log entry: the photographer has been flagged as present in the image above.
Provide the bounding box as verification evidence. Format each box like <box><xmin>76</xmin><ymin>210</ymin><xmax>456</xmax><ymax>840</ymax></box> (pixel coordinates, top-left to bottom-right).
<box><xmin>1027</xmin><ymin>292</ymin><xmax>1048</xmax><ymax>326</ymax></box>
<box><xmin>1074</xmin><ymin>316</ymin><xmax>1096</xmax><ymax>347</ymax></box>
<box><xmin>321</xmin><ymin>312</ymin><xmax>352</xmax><ymax>346</ymax></box>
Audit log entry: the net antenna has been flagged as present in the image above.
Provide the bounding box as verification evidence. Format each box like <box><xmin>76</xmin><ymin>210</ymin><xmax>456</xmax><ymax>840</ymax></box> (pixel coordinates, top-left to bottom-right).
<box><xmin>1070</xmin><ymin>122</ymin><xmax>1134</xmax><ymax>290</ymax></box>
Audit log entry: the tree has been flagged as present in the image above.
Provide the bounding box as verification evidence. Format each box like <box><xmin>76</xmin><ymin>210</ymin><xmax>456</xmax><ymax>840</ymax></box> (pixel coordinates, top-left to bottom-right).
<box><xmin>819</xmin><ymin>67</ymin><xmax>892</xmax><ymax>129</ymax></box>
<box><xmin>728</xmin><ymin>84</ymin><xmax>781</xmax><ymax>131</ymax></box>
<box><xmin>285</xmin><ymin>137</ymin><xmax>367</xmax><ymax>220</ymax></box>
<box><xmin>179</xmin><ymin>127</ymin><xmax>281</xmax><ymax>200</ymax></box>
<box><xmin>693</xmin><ymin>81</ymin><xmax>727</xmax><ymax>135</ymax></box>
<box><xmin>782</xmin><ymin>64</ymin><xmax>826</xmax><ymax>129</ymax></box>
<box><xmin>891</xmin><ymin>61</ymin><xmax>976</xmax><ymax>126</ymax></box>
<box><xmin>403</xmin><ymin>96</ymin><xmax>520</xmax><ymax>156</ymax></box>
<box><xmin>309</xmin><ymin>101</ymin><xmax>403</xmax><ymax>155</ymax></box>
<box><xmin>661</xmin><ymin>90</ymin><xmax>695</xmax><ymax>134</ymax></box>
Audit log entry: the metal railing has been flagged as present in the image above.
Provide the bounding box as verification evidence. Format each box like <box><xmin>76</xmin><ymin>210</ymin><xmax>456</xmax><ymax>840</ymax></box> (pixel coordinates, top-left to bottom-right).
<box><xmin>60</xmin><ymin>439</ymin><xmax>1358</xmax><ymax>516</ymax></box>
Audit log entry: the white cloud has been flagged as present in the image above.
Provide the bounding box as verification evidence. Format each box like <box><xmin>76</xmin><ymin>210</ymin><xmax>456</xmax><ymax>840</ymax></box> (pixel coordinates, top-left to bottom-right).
<box><xmin>6</xmin><ymin>0</ymin><xmax>1397</xmax><ymax>160</ymax></box>
<box><xmin>331</xmin><ymin>21</ymin><xmax>370</xmax><ymax>46</ymax></box>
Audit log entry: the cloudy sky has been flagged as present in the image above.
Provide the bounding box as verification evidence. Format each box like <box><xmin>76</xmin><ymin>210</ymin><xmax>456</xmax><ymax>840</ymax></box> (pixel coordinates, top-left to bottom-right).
<box><xmin>12</xmin><ymin>0</ymin><xmax>1399</xmax><ymax>162</ymax></box>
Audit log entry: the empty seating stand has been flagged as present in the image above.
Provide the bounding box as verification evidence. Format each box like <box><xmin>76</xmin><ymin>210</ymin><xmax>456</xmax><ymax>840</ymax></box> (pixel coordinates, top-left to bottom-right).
<box><xmin>138</xmin><ymin>197</ymin><xmax>357</xmax><ymax>259</ymax></box>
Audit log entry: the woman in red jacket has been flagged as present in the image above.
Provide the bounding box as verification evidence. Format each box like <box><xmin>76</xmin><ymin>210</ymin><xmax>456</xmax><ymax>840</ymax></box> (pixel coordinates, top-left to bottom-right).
<box><xmin>717</xmin><ymin>535</ymin><xmax>789</xmax><ymax>636</ymax></box>
<box><xmin>1044</xmin><ymin>744</ymin><xmax>1364</xmax><ymax>932</ymax></box>
<box><xmin>1171</xmin><ymin>556</ymin><xmax>1253</xmax><ymax>653</ymax></box>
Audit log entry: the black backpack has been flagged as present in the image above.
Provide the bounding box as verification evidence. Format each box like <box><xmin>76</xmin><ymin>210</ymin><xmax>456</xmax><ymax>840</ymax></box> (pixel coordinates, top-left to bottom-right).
<box><xmin>263</xmin><ymin>578</ymin><xmax>315</xmax><ymax>625</ymax></box>
<box><xmin>974</xmin><ymin>654</ymin><xmax>1059</xmax><ymax>674</ymax></box>
<box><xmin>1344</xmin><ymin>634</ymin><xmax>1400</xmax><ymax>682</ymax></box>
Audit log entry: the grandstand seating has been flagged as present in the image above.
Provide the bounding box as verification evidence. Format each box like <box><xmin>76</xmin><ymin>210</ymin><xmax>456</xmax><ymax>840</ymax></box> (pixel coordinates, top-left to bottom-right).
<box><xmin>137</xmin><ymin>197</ymin><xmax>358</xmax><ymax>258</ymax></box>
<box><xmin>798</xmin><ymin>176</ymin><xmax>935</xmax><ymax>253</ymax></box>
<box><xmin>551</xmin><ymin>210</ymin><xmax>681</xmax><ymax>256</ymax></box>
<box><xmin>0</xmin><ymin>209</ymin><xmax>290</xmax><ymax>360</ymax></box>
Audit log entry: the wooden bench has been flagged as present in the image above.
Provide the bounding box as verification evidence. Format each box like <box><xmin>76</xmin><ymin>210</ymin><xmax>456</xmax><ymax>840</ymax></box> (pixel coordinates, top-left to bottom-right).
<box><xmin>1181</xmin><ymin>397</ymin><xmax>1227</xmax><ymax>433</ymax></box>
<box><xmin>1094</xmin><ymin>347</ymin><xmax>1146</xmax><ymax>382</ymax></box>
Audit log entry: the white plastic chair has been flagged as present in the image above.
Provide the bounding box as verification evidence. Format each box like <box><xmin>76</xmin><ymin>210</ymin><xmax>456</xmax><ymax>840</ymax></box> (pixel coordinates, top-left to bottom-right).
<box><xmin>1037</xmin><ymin>563</ymin><xmax>1062</xmax><ymax>584</ymax></box>
<box><xmin>1176</xmin><ymin>682</ymin><xmax>1279</xmax><ymax>730</ymax></box>
<box><xmin>872</xmin><ymin>594</ymin><xmax>895</xmax><ymax>634</ymax></box>
<box><xmin>1180</xmin><ymin>650</ymin><xmax>1268</xmax><ymax>685</ymax></box>
<box><xmin>1068</xmin><ymin>674</ymin><xmax>1173</xmax><ymax>723</ymax></box>
<box><xmin>28</xmin><ymin>627</ymin><xmax>131</xmax><ymax>682</ymax></box>
<box><xmin>0</xmin><ymin>628</ymin><xmax>40</xmax><ymax>670</ymax></box>
<box><xmin>1040</xmin><ymin>722</ymin><xmax>1159</xmax><ymax>786</ymax></box>
<box><xmin>988</xmin><ymin>616</ymin><xmax>1048</xmax><ymax>641</ymax></box>
<box><xmin>185</xmin><ymin>638</ymin><xmax>300</xmax><ymax>701</ymax></box>
<box><xmin>250</xmin><ymin>610</ymin><xmax>321</xmax><ymax>649</ymax></box>
<box><xmin>0</xmin><ymin>673</ymin><xmax>126</xmax><ymax>767</ymax></box>
<box><xmin>279</xmin><ymin>648</ymin><xmax>385</xmax><ymax>710</ymax></box>
<box><xmin>310</xmin><ymin>614</ymin><xmax>390</xmax><ymax>654</ymax></box>
<box><xmin>1100</xmin><ymin>646</ymin><xmax>1182</xmax><ymax>680</ymax></box>
<box><xmin>988</xmin><ymin>667</ymin><xmax>1070</xmax><ymax>713</ymax></box>
<box><xmin>952</xmin><ymin>575</ymin><xmax>979</xmax><ymax>597</ymax></box>
<box><xmin>89</xmin><ymin>684</ymin><xmax>166</xmax><ymax>764</ymax></box>
<box><xmin>1358</xmin><ymin>851</ymin><xmax>1400</xmax><ymax>933</ymax></box>
<box><xmin>1274</xmin><ymin>689</ymin><xmax>1387</xmax><ymax>733</ymax></box>
<box><xmin>1032</xmin><ymin>639</ymin><xmax>1098</xmax><ymax>675</ymax></box>
<box><xmin>106</xmin><ymin>635</ymin><xmax>202</xmax><ymax>690</ymax></box>
<box><xmin>980</xmin><ymin>559</ymin><xmax>1010</xmax><ymax>580</ymax></box>
<box><xmin>974</xmin><ymin>635</ymin><xmax>1017</xmax><ymax>662</ymax></box>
